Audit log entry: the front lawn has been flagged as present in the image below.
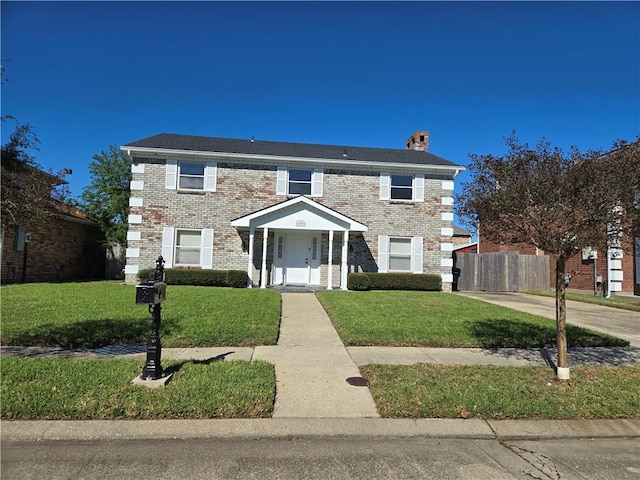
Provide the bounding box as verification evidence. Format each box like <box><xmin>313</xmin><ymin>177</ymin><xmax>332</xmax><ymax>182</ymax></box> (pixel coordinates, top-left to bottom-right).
<box><xmin>362</xmin><ymin>364</ymin><xmax>640</xmax><ymax>419</ymax></box>
<box><xmin>1</xmin><ymin>357</ymin><xmax>275</xmax><ymax>419</ymax></box>
<box><xmin>1</xmin><ymin>282</ymin><xmax>281</xmax><ymax>348</ymax></box>
<box><xmin>316</xmin><ymin>291</ymin><xmax>629</xmax><ymax>348</ymax></box>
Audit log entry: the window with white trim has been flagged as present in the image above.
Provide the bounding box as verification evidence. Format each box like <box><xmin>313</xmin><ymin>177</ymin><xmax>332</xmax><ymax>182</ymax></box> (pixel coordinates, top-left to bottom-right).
<box><xmin>379</xmin><ymin>172</ymin><xmax>424</xmax><ymax>202</ymax></box>
<box><xmin>388</xmin><ymin>237</ymin><xmax>412</xmax><ymax>271</ymax></box>
<box><xmin>179</xmin><ymin>162</ymin><xmax>205</xmax><ymax>190</ymax></box>
<box><xmin>377</xmin><ymin>235</ymin><xmax>423</xmax><ymax>273</ymax></box>
<box><xmin>289</xmin><ymin>169</ymin><xmax>312</xmax><ymax>195</ymax></box>
<box><xmin>277</xmin><ymin>167</ymin><xmax>323</xmax><ymax>197</ymax></box>
<box><xmin>162</xmin><ymin>227</ymin><xmax>214</xmax><ymax>269</ymax></box>
<box><xmin>175</xmin><ymin>229</ymin><xmax>202</xmax><ymax>265</ymax></box>
<box><xmin>390</xmin><ymin>175</ymin><xmax>413</xmax><ymax>200</ymax></box>
<box><xmin>165</xmin><ymin>159</ymin><xmax>217</xmax><ymax>192</ymax></box>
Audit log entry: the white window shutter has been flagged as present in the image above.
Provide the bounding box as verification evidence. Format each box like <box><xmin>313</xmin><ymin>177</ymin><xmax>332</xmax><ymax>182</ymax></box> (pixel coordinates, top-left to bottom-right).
<box><xmin>380</xmin><ymin>172</ymin><xmax>390</xmax><ymax>200</ymax></box>
<box><xmin>413</xmin><ymin>174</ymin><xmax>424</xmax><ymax>202</ymax></box>
<box><xmin>378</xmin><ymin>235</ymin><xmax>389</xmax><ymax>273</ymax></box>
<box><xmin>162</xmin><ymin>227</ymin><xmax>175</xmax><ymax>267</ymax></box>
<box><xmin>201</xmin><ymin>229</ymin><xmax>214</xmax><ymax>269</ymax></box>
<box><xmin>412</xmin><ymin>236</ymin><xmax>424</xmax><ymax>273</ymax></box>
<box><xmin>276</xmin><ymin>166</ymin><xmax>287</xmax><ymax>195</ymax></box>
<box><xmin>311</xmin><ymin>168</ymin><xmax>323</xmax><ymax>197</ymax></box>
<box><xmin>205</xmin><ymin>162</ymin><xmax>217</xmax><ymax>192</ymax></box>
<box><xmin>165</xmin><ymin>160</ymin><xmax>177</xmax><ymax>190</ymax></box>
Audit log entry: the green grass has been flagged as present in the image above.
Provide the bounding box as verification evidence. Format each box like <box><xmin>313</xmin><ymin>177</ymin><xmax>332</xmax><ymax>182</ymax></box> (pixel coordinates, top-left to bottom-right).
<box><xmin>362</xmin><ymin>364</ymin><xmax>640</xmax><ymax>419</ymax></box>
<box><xmin>316</xmin><ymin>291</ymin><xmax>629</xmax><ymax>348</ymax></box>
<box><xmin>1</xmin><ymin>282</ymin><xmax>281</xmax><ymax>348</ymax></box>
<box><xmin>527</xmin><ymin>290</ymin><xmax>640</xmax><ymax>312</ymax></box>
<box><xmin>1</xmin><ymin>357</ymin><xmax>275</xmax><ymax>419</ymax></box>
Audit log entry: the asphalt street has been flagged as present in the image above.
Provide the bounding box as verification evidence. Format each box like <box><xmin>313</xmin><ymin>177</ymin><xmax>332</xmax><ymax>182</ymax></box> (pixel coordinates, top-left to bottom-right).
<box><xmin>2</xmin><ymin>436</ymin><xmax>639</xmax><ymax>480</ymax></box>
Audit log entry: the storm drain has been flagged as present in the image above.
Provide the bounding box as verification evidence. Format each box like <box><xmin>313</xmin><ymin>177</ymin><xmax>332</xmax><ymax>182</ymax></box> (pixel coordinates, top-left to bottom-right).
<box><xmin>346</xmin><ymin>376</ymin><xmax>370</xmax><ymax>387</ymax></box>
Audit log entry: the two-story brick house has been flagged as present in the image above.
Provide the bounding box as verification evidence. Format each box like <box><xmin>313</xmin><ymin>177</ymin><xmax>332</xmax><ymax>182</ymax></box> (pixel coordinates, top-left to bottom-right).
<box><xmin>122</xmin><ymin>131</ymin><xmax>464</xmax><ymax>291</ymax></box>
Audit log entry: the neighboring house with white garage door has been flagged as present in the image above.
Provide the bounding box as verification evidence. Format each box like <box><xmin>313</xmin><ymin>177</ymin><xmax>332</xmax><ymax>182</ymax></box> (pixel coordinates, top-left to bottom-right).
<box><xmin>122</xmin><ymin>131</ymin><xmax>464</xmax><ymax>291</ymax></box>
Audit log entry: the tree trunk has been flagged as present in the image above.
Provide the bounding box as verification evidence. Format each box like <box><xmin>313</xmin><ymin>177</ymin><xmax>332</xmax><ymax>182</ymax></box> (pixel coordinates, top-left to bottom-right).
<box><xmin>555</xmin><ymin>256</ymin><xmax>570</xmax><ymax>379</ymax></box>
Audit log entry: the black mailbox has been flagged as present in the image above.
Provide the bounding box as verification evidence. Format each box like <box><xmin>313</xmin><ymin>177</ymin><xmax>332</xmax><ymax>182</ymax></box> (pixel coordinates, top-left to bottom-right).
<box><xmin>137</xmin><ymin>256</ymin><xmax>167</xmax><ymax>381</ymax></box>
<box><xmin>136</xmin><ymin>281</ymin><xmax>166</xmax><ymax>305</ymax></box>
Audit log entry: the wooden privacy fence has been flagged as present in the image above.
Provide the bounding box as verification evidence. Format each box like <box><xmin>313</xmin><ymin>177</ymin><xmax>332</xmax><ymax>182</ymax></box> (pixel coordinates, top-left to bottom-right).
<box><xmin>454</xmin><ymin>252</ymin><xmax>550</xmax><ymax>292</ymax></box>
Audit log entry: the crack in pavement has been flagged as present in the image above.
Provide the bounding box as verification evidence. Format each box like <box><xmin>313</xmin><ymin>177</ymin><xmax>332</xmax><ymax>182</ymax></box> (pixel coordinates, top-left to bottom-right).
<box><xmin>505</xmin><ymin>444</ymin><xmax>561</xmax><ymax>480</ymax></box>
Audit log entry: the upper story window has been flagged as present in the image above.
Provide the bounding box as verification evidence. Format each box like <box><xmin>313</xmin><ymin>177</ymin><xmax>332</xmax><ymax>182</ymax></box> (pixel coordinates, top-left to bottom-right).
<box><xmin>277</xmin><ymin>167</ymin><xmax>323</xmax><ymax>197</ymax></box>
<box><xmin>179</xmin><ymin>162</ymin><xmax>205</xmax><ymax>190</ymax></box>
<box><xmin>379</xmin><ymin>172</ymin><xmax>424</xmax><ymax>202</ymax></box>
<box><xmin>165</xmin><ymin>159</ymin><xmax>217</xmax><ymax>192</ymax></box>
<box><xmin>288</xmin><ymin>169</ymin><xmax>312</xmax><ymax>195</ymax></box>
<box><xmin>390</xmin><ymin>175</ymin><xmax>413</xmax><ymax>200</ymax></box>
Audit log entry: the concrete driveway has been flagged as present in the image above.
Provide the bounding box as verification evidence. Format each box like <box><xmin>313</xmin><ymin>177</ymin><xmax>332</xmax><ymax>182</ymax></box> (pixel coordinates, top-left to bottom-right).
<box><xmin>456</xmin><ymin>292</ymin><xmax>640</xmax><ymax>347</ymax></box>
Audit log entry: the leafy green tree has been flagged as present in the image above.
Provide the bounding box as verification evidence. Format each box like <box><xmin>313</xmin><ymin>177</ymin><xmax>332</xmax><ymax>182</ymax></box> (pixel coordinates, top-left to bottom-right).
<box><xmin>1</xmin><ymin>117</ymin><xmax>68</xmax><ymax>230</ymax></box>
<box><xmin>456</xmin><ymin>134</ymin><xmax>639</xmax><ymax>379</ymax></box>
<box><xmin>80</xmin><ymin>146</ymin><xmax>132</xmax><ymax>247</ymax></box>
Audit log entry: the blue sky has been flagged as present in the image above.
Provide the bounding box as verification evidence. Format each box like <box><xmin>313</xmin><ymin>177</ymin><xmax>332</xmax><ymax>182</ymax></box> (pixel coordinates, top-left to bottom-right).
<box><xmin>2</xmin><ymin>1</ymin><xmax>638</xmax><ymax>228</ymax></box>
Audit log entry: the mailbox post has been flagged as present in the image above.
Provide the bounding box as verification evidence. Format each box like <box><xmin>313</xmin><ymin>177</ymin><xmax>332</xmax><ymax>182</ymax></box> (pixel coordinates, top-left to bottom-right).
<box><xmin>136</xmin><ymin>256</ymin><xmax>167</xmax><ymax>381</ymax></box>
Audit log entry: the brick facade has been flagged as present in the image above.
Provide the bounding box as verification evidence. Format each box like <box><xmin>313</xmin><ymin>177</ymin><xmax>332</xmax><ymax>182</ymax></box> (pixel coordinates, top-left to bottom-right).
<box><xmin>123</xmin><ymin>134</ymin><xmax>462</xmax><ymax>291</ymax></box>
<box><xmin>2</xmin><ymin>215</ymin><xmax>105</xmax><ymax>284</ymax></box>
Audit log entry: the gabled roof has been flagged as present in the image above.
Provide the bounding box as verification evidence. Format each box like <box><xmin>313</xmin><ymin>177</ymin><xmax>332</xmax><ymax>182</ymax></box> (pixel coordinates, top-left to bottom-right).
<box><xmin>231</xmin><ymin>196</ymin><xmax>367</xmax><ymax>232</ymax></box>
<box><xmin>123</xmin><ymin>133</ymin><xmax>462</xmax><ymax>170</ymax></box>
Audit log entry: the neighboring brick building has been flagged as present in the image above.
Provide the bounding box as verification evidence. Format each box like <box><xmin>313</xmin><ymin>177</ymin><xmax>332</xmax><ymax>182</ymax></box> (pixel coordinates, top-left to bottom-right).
<box><xmin>1</xmin><ymin>169</ymin><xmax>105</xmax><ymax>283</ymax></box>
<box><xmin>479</xmin><ymin>235</ymin><xmax>639</xmax><ymax>296</ymax></box>
<box><xmin>122</xmin><ymin>131</ymin><xmax>464</xmax><ymax>291</ymax></box>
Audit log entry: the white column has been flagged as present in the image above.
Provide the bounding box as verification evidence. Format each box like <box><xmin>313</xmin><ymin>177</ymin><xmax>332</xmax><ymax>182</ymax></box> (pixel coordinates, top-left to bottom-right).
<box><xmin>327</xmin><ymin>230</ymin><xmax>334</xmax><ymax>290</ymax></box>
<box><xmin>247</xmin><ymin>227</ymin><xmax>255</xmax><ymax>288</ymax></box>
<box><xmin>340</xmin><ymin>230</ymin><xmax>349</xmax><ymax>290</ymax></box>
<box><xmin>260</xmin><ymin>227</ymin><xmax>269</xmax><ymax>289</ymax></box>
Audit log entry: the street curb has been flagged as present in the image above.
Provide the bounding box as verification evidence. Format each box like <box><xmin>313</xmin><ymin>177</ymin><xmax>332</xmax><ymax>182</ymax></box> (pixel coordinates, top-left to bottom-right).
<box><xmin>2</xmin><ymin>418</ymin><xmax>638</xmax><ymax>442</ymax></box>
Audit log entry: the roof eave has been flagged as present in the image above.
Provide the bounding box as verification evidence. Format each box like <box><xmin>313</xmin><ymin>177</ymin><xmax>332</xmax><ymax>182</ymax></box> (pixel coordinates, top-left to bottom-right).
<box><xmin>121</xmin><ymin>145</ymin><xmax>465</xmax><ymax>175</ymax></box>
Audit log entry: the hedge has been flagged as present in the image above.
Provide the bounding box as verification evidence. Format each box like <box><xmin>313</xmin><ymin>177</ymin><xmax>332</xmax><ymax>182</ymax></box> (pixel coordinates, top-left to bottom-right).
<box><xmin>347</xmin><ymin>272</ymin><xmax>441</xmax><ymax>291</ymax></box>
<box><xmin>137</xmin><ymin>269</ymin><xmax>248</xmax><ymax>288</ymax></box>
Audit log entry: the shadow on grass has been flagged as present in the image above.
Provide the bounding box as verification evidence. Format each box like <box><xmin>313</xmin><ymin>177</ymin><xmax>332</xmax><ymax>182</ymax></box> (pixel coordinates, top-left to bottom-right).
<box><xmin>470</xmin><ymin>318</ymin><xmax>629</xmax><ymax>349</ymax></box>
<box><xmin>2</xmin><ymin>317</ymin><xmax>182</xmax><ymax>349</ymax></box>
<box><xmin>164</xmin><ymin>352</ymin><xmax>235</xmax><ymax>376</ymax></box>
<box><xmin>480</xmin><ymin>346</ymin><xmax>640</xmax><ymax>368</ymax></box>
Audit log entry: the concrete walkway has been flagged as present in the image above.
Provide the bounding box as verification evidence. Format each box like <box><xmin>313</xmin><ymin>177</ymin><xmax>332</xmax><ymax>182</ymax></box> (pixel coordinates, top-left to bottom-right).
<box><xmin>252</xmin><ymin>293</ymin><xmax>379</xmax><ymax>418</ymax></box>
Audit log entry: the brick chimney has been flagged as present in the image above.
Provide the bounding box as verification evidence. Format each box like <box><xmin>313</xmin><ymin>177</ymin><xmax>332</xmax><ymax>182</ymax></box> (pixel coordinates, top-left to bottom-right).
<box><xmin>405</xmin><ymin>131</ymin><xmax>429</xmax><ymax>151</ymax></box>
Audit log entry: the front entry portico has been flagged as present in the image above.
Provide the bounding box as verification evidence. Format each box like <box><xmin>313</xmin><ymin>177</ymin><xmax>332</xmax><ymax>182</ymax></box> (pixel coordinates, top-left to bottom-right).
<box><xmin>230</xmin><ymin>196</ymin><xmax>367</xmax><ymax>290</ymax></box>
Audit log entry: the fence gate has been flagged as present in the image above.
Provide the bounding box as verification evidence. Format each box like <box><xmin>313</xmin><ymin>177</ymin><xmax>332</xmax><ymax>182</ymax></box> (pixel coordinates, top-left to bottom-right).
<box><xmin>454</xmin><ymin>252</ymin><xmax>550</xmax><ymax>292</ymax></box>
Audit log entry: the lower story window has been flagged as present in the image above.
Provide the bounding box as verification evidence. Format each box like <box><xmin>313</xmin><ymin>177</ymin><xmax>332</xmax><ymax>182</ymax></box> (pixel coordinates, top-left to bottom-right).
<box><xmin>389</xmin><ymin>237</ymin><xmax>412</xmax><ymax>271</ymax></box>
<box><xmin>175</xmin><ymin>229</ymin><xmax>201</xmax><ymax>265</ymax></box>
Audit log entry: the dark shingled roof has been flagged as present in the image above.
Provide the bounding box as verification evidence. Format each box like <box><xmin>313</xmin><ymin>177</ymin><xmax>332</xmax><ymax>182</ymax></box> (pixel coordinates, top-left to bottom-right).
<box><xmin>124</xmin><ymin>133</ymin><xmax>461</xmax><ymax>167</ymax></box>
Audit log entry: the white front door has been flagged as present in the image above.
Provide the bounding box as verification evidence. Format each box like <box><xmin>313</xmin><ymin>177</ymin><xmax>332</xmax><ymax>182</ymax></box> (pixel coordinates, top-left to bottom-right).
<box><xmin>280</xmin><ymin>232</ymin><xmax>320</xmax><ymax>285</ymax></box>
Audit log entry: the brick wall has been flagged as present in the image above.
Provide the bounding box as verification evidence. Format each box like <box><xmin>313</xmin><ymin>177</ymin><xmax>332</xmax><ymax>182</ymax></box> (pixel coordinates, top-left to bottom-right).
<box><xmin>2</xmin><ymin>217</ymin><xmax>105</xmax><ymax>284</ymax></box>
<box><xmin>125</xmin><ymin>158</ymin><xmax>457</xmax><ymax>291</ymax></box>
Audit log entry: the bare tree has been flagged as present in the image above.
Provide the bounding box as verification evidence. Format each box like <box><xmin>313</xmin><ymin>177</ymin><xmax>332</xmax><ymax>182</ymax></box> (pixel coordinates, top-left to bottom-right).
<box><xmin>456</xmin><ymin>134</ymin><xmax>639</xmax><ymax>379</ymax></box>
